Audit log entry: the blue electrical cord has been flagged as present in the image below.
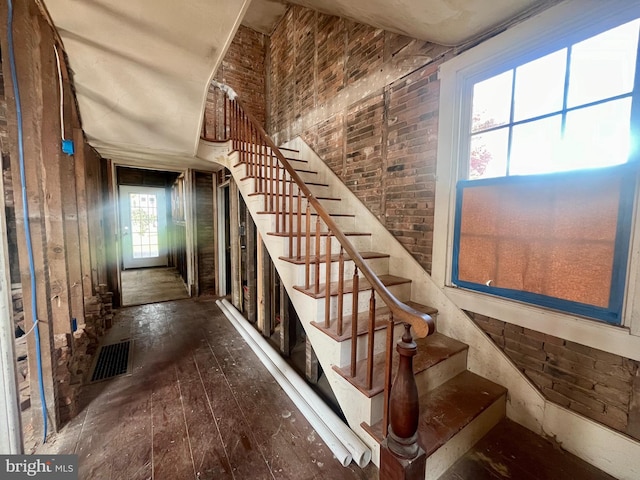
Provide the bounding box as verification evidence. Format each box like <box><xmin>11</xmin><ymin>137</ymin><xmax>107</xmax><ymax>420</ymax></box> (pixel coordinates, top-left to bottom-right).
<box><xmin>7</xmin><ymin>0</ymin><xmax>48</xmax><ymax>443</ymax></box>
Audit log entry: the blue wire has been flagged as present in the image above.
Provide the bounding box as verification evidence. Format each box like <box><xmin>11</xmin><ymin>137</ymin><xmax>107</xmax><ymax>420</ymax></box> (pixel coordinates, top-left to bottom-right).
<box><xmin>7</xmin><ymin>0</ymin><xmax>48</xmax><ymax>443</ymax></box>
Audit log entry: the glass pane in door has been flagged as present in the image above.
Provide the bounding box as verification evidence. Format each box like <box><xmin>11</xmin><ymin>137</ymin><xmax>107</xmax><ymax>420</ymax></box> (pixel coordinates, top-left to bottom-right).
<box><xmin>130</xmin><ymin>193</ymin><xmax>159</xmax><ymax>258</ymax></box>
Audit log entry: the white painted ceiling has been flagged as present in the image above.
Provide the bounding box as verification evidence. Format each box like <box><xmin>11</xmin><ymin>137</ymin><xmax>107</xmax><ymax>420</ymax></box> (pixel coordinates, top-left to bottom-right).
<box><xmin>45</xmin><ymin>0</ymin><xmax>251</xmax><ymax>168</ymax></box>
<box><xmin>244</xmin><ymin>0</ymin><xmax>551</xmax><ymax>44</ymax></box>
<box><xmin>45</xmin><ymin>0</ymin><xmax>553</xmax><ymax>168</ymax></box>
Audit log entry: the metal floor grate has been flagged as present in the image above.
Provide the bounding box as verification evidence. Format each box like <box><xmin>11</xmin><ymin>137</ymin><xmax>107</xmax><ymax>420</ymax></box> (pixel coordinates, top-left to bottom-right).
<box><xmin>91</xmin><ymin>340</ymin><xmax>131</xmax><ymax>382</ymax></box>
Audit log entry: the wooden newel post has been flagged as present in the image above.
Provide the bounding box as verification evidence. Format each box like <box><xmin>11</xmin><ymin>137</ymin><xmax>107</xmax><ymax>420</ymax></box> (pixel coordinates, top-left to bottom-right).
<box><xmin>380</xmin><ymin>323</ymin><xmax>426</xmax><ymax>480</ymax></box>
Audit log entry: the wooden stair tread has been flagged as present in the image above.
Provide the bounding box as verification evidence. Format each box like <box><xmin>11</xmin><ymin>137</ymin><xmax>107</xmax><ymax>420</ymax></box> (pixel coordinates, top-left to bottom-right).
<box><xmin>281</xmin><ymin>251</ymin><xmax>389</xmax><ymax>265</ymax></box>
<box><xmin>333</xmin><ymin>332</ymin><xmax>467</xmax><ymax>397</ymax></box>
<box><xmin>363</xmin><ymin>371</ymin><xmax>506</xmax><ymax>458</ymax></box>
<box><xmin>311</xmin><ymin>300</ymin><xmax>438</xmax><ymax>342</ymax></box>
<box><xmin>294</xmin><ymin>274</ymin><xmax>409</xmax><ymax>299</ymax></box>
<box><xmin>417</xmin><ymin>371</ymin><xmax>507</xmax><ymax>456</ymax></box>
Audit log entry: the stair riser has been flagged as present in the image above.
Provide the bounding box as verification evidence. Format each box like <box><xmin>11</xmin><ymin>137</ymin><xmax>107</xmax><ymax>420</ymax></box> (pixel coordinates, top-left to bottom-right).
<box><xmin>279</xmin><ymin>234</ymin><xmax>373</xmax><ymax>256</ymax></box>
<box><xmin>337</xmin><ymin>320</ymin><xmax>405</xmax><ymax>366</ymax></box>
<box><xmin>424</xmin><ymin>395</ymin><xmax>506</xmax><ymax>480</ymax></box>
<box><xmin>289</xmin><ymin>256</ymin><xmax>390</xmax><ymax>286</ymax></box>
<box><xmin>311</xmin><ymin>283</ymin><xmax>412</xmax><ymax>323</ymax></box>
<box><xmin>337</xmin><ymin>337</ymin><xmax>468</xmax><ymax>413</ymax></box>
<box><xmin>262</xmin><ymin>214</ymin><xmax>357</xmax><ymax>234</ymax></box>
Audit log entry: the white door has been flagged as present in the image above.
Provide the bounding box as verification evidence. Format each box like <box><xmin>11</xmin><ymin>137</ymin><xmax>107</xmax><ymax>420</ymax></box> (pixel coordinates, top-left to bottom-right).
<box><xmin>120</xmin><ymin>185</ymin><xmax>168</xmax><ymax>269</ymax></box>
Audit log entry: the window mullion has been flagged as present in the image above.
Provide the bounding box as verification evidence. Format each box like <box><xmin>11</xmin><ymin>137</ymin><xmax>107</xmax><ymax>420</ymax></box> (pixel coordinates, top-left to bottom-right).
<box><xmin>506</xmin><ymin>68</ymin><xmax>517</xmax><ymax>176</ymax></box>
<box><xmin>561</xmin><ymin>46</ymin><xmax>572</xmax><ymax>140</ymax></box>
<box><xmin>629</xmin><ymin>25</ymin><xmax>640</xmax><ymax>164</ymax></box>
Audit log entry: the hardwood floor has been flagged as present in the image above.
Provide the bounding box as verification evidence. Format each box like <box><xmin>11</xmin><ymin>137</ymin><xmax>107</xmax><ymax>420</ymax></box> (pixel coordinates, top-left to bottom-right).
<box><xmin>120</xmin><ymin>267</ymin><xmax>190</xmax><ymax>306</ymax></box>
<box><xmin>37</xmin><ymin>297</ymin><xmax>377</xmax><ymax>479</ymax></box>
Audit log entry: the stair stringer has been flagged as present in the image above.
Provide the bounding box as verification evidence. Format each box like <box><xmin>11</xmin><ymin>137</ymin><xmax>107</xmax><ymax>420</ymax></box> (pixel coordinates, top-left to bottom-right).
<box><xmin>197</xmin><ymin>138</ymin><xmax>640</xmax><ymax>479</ymax></box>
<box><xmin>278</xmin><ymin>136</ymin><xmax>640</xmax><ymax>480</ymax></box>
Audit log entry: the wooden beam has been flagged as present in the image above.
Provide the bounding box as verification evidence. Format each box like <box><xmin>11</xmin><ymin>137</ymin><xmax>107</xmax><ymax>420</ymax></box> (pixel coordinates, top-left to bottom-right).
<box><xmin>229</xmin><ymin>180</ymin><xmax>241</xmax><ymax>309</ymax></box>
<box><xmin>279</xmin><ymin>283</ymin><xmax>292</xmax><ymax>356</ymax></box>
<box><xmin>72</xmin><ymin>129</ymin><xmax>95</xmax><ymax>300</ymax></box>
<box><xmin>0</xmin><ymin>0</ymin><xmax>61</xmax><ymax>436</ymax></box>
<box><xmin>245</xmin><ymin>200</ymin><xmax>257</xmax><ymax>322</ymax></box>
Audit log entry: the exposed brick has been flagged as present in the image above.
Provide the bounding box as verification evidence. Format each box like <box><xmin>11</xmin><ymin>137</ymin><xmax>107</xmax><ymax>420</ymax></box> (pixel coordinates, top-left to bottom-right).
<box><xmin>524</xmin><ymin>369</ymin><xmax>554</xmax><ymax>389</ymax></box>
<box><xmin>593</xmin><ymin>383</ymin><xmax>632</xmax><ymax>409</ymax></box>
<box><xmin>547</xmin><ymin>353</ymin><xmax>632</xmax><ymax>391</ymax></box>
<box><xmin>543</xmin><ymin>364</ymin><xmax>595</xmax><ymax>390</ymax></box>
<box><xmin>504</xmin><ymin>323</ymin><xmax>524</xmax><ymax>339</ymax></box>
<box><xmin>522</xmin><ymin>327</ymin><xmax>546</xmax><ymax>342</ymax></box>
<box><xmin>571</xmin><ymin>402</ymin><xmax>628</xmax><ymax>432</ymax></box>
<box><xmin>542</xmin><ymin>386</ymin><xmax>571</xmax><ymax>408</ymax></box>
<box><xmin>564</xmin><ymin>341</ymin><xmax>593</xmax><ymax>356</ymax></box>
<box><xmin>504</xmin><ymin>347</ymin><xmax>545</xmax><ymax>371</ymax></box>
<box><xmin>552</xmin><ymin>383</ymin><xmax>605</xmax><ymax>413</ymax></box>
<box><xmin>545</xmin><ymin>343</ymin><xmax>595</xmax><ymax>368</ymax></box>
<box><xmin>487</xmin><ymin>332</ymin><xmax>505</xmax><ymax>348</ymax></box>
<box><xmin>505</xmin><ymin>339</ymin><xmax>547</xmax><ymax>361</ymax></box>
<box><xmin>543</xmin><ymin>334</ymin><xmax>565</xmax><ymax>346</ymax></box>
<box><xmin>593</xmin><ymin>360</ymin><xmax>635</xmax><ymax>382</ymax></box>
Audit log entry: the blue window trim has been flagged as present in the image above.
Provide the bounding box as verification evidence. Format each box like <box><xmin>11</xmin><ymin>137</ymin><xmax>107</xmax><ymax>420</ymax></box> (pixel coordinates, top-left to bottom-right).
<box><xmin>451</xmin><ymin>164</ymin><xmax>637</xmax><ymax>325</ymax></box>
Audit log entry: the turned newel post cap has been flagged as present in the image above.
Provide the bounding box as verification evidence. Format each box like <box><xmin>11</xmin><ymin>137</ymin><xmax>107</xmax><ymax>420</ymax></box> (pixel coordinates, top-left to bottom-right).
<box><xmin>396</xmin><ymin>323</ymin><xmax>417</xmax><ymax>356</ymax></box>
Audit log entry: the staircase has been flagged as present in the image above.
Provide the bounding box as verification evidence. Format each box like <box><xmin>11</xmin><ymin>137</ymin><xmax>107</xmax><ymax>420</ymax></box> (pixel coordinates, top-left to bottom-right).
<box><xmin>210</xmin><ymin>86</ymin><xmax>508</xmax><ymax>479</ymax></box>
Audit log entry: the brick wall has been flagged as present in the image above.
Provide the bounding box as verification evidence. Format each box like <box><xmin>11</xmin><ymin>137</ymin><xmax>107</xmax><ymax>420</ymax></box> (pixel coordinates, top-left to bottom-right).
<box><xmin>205</xmin><ymin>25</ymin><xmax>267</xmax><ymax>139</ymax></box>
<box><xmin>267</xmin><ymin>5</ymin><xmax>449</xmax><ymax>273</ymax></box>
<box><xmin>468</xmin><ymin>311</ymin><xmax>640</xmax><ymax>439</ymax></box>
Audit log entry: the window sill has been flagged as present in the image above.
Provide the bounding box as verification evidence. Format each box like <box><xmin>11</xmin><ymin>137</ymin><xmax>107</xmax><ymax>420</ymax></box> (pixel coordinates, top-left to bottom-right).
<box><xmin>443</xmin><ymin>285</ymin><xmax>640</xmax><ymax>361</ymax></box>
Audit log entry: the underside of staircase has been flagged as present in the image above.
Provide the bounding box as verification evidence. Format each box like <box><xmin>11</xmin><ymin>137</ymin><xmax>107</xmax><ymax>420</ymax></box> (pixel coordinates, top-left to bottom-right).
<box><xmin>225</xmin><ymin>135</ymin><xmax>509</xmax><ymax>478</ymax></box>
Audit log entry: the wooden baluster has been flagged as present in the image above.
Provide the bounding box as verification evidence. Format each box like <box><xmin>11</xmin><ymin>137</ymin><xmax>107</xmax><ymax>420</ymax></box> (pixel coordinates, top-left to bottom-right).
<box><xmin>253</xmin><ymin>126</ymin><xmax>258</xmax><ymax>191</ymax></box>
<box><xmin>337</xmin><ymin>247</ymin><xmax>344</xmax><ymax>336</ymax></box>
<box><xmin>380</xmin><ymin>323</ymin><xmax>426</xmax><ymax>479</ymax></box>
<box><xmin>263</xmin><ymin>143</ymin><xmax>268</xmax><ymax>211</ymax></box>
<box><xmin>296</xmin><ymin>189</ymin><xmax>302</xmax><ymax>260</ymax></box>
<box><xmin>382</xmin><ymin>312</ymin><xmax>394</xmax><ymax>438</ymax></box>
<box><xmin>305</xmin><ymin>204</ymin><xmax>311</xmax><ymax>289</ymax></box>
<box><xmin>366</xmin><ymin>289</ymin><xmax>376</xmax><ymax>390</ymax></box>
<box><xmin>288</xmin><ymin>180</ymin><xmax>294</xmax><ymax>257</ymax></box>
<box><xmin>324</xmin><ymin>234</ymin><xmax>332</xmax><ymax>328</ymax></box>
<box><xmin>223</xmin><ymin>94</ymin><xmax>227</xmax><ymax>140</ymax></box>
<box><xmin>350</xmin><ymin>267</ymin><xmax>359</xmax><ymax>378</ymax></box>
<box><xmin>275</xmin><ymin>162</ymin><xmax>280</xmax><ymax>233</ymax></box>
<box><xmin>270</xmin><ymin>153</ymin><xmax>275</xmax><ymax>211</ymax></box>
<box><xmin>281</xmin><ymin>168</ymin><xmax>287</xmax><ymax>232</ymax></box>
<box><xmin>314</xmin><ymin>216</ymin><xmax>321</xmax><ymax>294</ymax></box>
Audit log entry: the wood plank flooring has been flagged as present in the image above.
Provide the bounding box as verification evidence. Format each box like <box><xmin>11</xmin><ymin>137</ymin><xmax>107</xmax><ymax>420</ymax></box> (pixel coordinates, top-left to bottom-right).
<box><xmin>121</xmin><ymin>267</ymin><xmax>190</xmax><ymax>306</ymax></box>
<box><xmin>37</xmin><ymin>298</ymin><xmax>377</xmax><ymax>480</ymax></box>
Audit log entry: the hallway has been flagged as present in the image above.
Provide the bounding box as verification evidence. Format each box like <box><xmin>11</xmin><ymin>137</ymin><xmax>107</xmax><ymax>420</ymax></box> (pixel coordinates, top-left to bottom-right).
<box><xmin>120</xmin><ymin>267</ymin><xmax>190</xmax><ymax>306</ymax></box>
<box><xmin>36</xmin><ymin>297</ymin><xmax>377</xmax><ymax>479</ymax></box>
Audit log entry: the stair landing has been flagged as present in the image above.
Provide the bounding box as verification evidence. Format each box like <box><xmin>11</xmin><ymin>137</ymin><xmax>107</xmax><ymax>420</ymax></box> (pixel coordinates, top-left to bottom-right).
<box><xmin>441</xmin><ymin>418</ymin><xmax>616</xmax><ymax>480</ymax></box>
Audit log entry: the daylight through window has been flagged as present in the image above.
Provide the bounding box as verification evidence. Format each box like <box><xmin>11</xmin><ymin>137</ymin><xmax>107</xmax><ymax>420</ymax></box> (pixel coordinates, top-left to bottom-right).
<box><xmin>469</xmin><ymin>19</ymin><xmax>640</xmax><ymax>179</ymax></box>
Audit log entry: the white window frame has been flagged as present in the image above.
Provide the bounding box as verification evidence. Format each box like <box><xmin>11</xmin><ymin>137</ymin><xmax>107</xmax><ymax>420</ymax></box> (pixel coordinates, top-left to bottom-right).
<box><xmin>433</xmin><ymin>0</ymin><xmax>640</xmax><ymax>359</ymax></box>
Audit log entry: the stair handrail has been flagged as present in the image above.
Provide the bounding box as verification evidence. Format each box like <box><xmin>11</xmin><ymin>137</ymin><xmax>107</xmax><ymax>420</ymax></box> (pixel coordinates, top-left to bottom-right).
<box><xmin>211</xmin><ymin>81</ymin><xmax>435</xmax><ymax>339</ymax></box>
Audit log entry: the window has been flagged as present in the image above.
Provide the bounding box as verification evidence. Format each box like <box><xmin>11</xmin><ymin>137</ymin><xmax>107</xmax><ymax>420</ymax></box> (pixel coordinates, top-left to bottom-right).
<box><xmin>469</xmin><ymin>19</ymin><xmax>639</xmax><ymax>180</ymax></box>
<box><xmin>435</xmin><ymin>0</ymin><xmax>640</xmax><ymax>327</ymax></box>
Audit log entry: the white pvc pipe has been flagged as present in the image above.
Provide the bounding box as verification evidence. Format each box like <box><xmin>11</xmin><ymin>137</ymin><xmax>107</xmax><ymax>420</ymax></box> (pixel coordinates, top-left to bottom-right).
<box><xmin>216</xmin><ymin>300</ymin><xmax>353</xmax><ymax>467</ymax></box>
<box><xmin>220</xmin><ymin>299</ymin><xmax>372</xmax><ymax>468</ymax></box>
